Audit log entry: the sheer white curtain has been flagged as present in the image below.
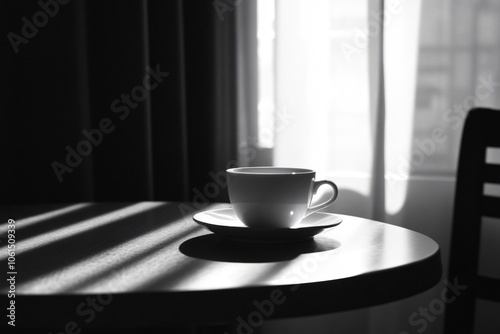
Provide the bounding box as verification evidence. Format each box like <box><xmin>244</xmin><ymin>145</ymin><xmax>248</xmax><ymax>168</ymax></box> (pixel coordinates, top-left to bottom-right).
<box><xmin>261</xmin><ymin>0</ymin><xmax>500</xmax><ymax>245</ymax></box>
<box><xmin>259</xmin><ymin>0</ymin><xmax>500</xmax><ymax>333</ymax></box>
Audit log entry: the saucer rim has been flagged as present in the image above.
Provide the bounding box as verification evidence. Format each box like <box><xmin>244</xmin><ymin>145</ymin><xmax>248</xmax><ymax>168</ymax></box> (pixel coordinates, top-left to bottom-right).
<box><xmin>192</xmin><ymin>208</ymin><xmax>342</xmax><ymax>231</ymax></box>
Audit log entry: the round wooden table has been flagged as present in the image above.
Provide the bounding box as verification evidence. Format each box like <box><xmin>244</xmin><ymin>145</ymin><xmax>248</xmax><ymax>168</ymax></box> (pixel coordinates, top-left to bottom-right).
<box><xmin>0</xmin><ymin>202</ymin><xmax>441</xmax><ymax>332</ymax></box>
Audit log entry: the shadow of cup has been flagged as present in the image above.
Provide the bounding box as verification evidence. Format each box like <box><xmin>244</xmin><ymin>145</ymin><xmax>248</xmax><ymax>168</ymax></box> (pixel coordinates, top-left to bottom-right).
<box><xmin>179</xmin><ymin>234</ymin><xmax>341</xmax><ymax>263</ymax></box>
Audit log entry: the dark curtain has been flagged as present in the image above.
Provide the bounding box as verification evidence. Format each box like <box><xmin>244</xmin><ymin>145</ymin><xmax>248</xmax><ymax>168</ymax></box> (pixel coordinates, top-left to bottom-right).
<box><xmin>1</xmin><ymin>0</ymin><xmax>258</xmax><ymax>204</ymax></box>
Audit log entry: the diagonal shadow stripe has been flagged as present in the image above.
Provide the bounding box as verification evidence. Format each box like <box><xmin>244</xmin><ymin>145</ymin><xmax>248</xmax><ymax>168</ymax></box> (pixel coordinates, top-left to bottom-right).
<box><xmin>132</xmin><ymin>243</ymin><xmax>310</xmax><ymax>293</ymax></box>
<box><xmin>136</xmin><ymin>253</ymin><xmax>296</xmax><ymax>293</ymax></box>
<box><xmin>0</xmin><ymin>203</ymin><xmax>91</xmax><ymax>233</ymax></box>
<box><xmin>13</xmin><ymin>203</ymin><xmax>182</xmax><ymax>282</ymax></box>
<box><xmin>58</xmin><ymin>225</ymin><xmax>203</xmax><ymax>292</ymax></box>
<box><xmin>78</xmin><ymin>228</ymin><xmax>210</xmax><ymax>293</ymax></box>
<box><xmin>4</xmin><ymin>203</ymin><xmax>163</xmax><ymax>258</ymax></box>
<box><xmin>0</xmin><ymin>203</ymin><xmax>77</xmax><ymax>221</ymax></box>
<box><xmin>1</xmin><ymin>203</ymin><xmax>133</xmax><ymax>239</ymax></box>
<box><xmin>128</xmin><ymin>255</ymin><xmax>207</xmax><ymax>291</ymax></box>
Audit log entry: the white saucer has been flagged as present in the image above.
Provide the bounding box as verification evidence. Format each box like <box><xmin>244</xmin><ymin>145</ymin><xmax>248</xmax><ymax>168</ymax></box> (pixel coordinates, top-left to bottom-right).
<box><xmin>192</xmin><ymin>208</ymin><xmax>342</xmax><ymax>243</ymax></box>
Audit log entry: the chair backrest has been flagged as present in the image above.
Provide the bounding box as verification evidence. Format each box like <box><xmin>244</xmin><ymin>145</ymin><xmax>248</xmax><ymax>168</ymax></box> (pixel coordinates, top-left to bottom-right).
<box><xmin>445</xmin><ymin>108</ymin><xmax>500</xmax><ymax>333</ymax></box>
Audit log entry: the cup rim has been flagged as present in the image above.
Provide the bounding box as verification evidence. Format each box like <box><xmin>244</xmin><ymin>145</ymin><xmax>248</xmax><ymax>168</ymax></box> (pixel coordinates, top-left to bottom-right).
<box><xmin>226</xmin><ymin>166</ymin><xmax>315</xmax><ymax>175</ymax></box>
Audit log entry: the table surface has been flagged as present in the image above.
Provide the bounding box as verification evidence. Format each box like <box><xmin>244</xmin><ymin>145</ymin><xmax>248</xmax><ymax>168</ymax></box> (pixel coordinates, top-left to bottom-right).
<box><xmin>0</xmin><ymin>202</ymin><xmax>442</xmax><ymax>330</ymax></box>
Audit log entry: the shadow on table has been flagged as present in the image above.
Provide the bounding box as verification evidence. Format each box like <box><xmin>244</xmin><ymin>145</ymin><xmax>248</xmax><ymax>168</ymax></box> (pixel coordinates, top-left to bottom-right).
<box><xmin>16</xmin><ymin>203</ymin><xmax>183</xmax><ymax>282</ymax></box>
<box><xmin>179</xmin><ymin>234</ymin><xmax>341</xmax><ymax>263</ymax></box>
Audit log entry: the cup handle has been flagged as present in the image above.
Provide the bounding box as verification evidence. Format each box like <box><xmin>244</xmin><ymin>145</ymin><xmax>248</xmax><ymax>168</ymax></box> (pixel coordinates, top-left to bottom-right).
<box><xmin>305</xmin><ymin>180</ymin><xmax>338</xmax><ymax>217</ymax></box>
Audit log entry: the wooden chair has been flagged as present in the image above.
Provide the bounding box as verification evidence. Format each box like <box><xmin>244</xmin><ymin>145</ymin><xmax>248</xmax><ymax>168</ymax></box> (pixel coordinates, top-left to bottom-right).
<box><xmin>445</xmin><ymin>108</ymin><xmax>500</xmax><ymax>333</ymax></box>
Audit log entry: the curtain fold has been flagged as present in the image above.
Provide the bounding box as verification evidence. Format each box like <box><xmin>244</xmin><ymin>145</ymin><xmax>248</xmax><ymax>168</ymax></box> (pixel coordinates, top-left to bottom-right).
<box><xmin>1</xmin><ymin>0</ymin><xmax>258</xmax><ymax>204</ymax></box>
<box><xmin>368</xmin><ymin>0</ymin><xmax>387</xmax><ymax>222</ymax></box>
<box><xmin>147</xmin><ymin>0</ymin><xmax>191</xmax><ymax>201</ymax></box>
<box><xmin>85</xmin><ymin>0</ymin><xmax>155</xmax><ymax>201</ymax></box>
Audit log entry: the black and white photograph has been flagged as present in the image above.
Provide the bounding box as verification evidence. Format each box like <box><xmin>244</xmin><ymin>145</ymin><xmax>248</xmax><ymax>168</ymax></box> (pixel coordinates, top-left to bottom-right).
<box><xmin>1</xmin><ymin>0</ymin><xmax>500</xmax><ymax>333</ymax></box>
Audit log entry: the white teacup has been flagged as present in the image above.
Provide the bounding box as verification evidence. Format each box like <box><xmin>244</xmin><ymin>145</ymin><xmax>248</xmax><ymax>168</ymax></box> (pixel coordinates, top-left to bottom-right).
<box><xmin>226</xmin><ymin>167</ymin><xmax>338</xmax><ymax>228</ymax></box>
